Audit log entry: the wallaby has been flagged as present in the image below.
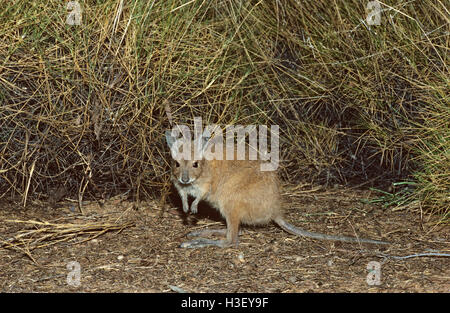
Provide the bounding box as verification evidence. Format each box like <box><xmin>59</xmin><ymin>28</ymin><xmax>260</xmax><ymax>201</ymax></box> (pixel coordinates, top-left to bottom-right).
<box><xmin>165</xmin><ymin>131</ymin><xmax>389</xmax><ymax>248</ymax></box>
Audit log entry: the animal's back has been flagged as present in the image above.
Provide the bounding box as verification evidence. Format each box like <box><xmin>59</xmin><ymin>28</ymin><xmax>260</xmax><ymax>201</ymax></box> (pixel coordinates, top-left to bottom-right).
<box><xmin>199</xmin><ymin>157</ymin><xmax>282</xmax><ymax>225</ymax></box>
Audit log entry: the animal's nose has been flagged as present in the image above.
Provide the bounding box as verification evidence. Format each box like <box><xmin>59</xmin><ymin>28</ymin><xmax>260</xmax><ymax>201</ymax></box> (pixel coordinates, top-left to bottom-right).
<box><xmin>181</xmin><ymin>172</ymin><xmax>190</xmax><ymax>184</ymax></box>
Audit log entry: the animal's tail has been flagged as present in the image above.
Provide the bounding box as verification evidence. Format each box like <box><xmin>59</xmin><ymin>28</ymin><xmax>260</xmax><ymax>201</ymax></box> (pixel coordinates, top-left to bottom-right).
<box><xmin>274</xmin><ymin>217</ymin><xmax>389</xmax><ymax>245</ymax></box>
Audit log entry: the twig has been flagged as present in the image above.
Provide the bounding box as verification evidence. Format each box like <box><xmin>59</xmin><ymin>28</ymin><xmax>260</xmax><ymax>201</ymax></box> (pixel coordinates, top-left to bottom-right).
<box><xmin>378</xmin><ymin>252</ymin><xmax>450</xmax><ymax>260</ymax></box>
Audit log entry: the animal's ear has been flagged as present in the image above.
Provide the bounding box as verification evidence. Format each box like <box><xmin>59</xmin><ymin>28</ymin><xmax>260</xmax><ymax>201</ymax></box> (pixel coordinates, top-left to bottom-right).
<box><xmin>204</xmin><ymin>135</ymin><xmax>222</xmax><ymax>150</ymax></box>
<box><xmin>198</xmin><ymin>134</ymin><xmax>224</xmax><ymax>161</ymax></box>
<box><xmin>197</xmin><ymin>134</ymin><xmax>221</xmax><ymax>153</ymax></box>
<box><xmin>200</xmin><ymin>134</ymin><xmax>211</xmax><ymax>152</ymax></box>
<box><xmin>165</xmin><ymin>130</ymin><xmax>176</xmax><ymax>148</ymax></box>
<box><xmin>193</xmin><ymin>134</ymin><xmax>208</xmax><ymax>160</ymax></box>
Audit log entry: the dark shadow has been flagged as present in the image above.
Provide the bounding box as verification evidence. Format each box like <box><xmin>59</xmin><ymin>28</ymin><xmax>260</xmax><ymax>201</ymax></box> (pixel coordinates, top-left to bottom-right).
<box><xmin>167</xmin><ymin>185</ymin><xmax>224</xmax><ymax>226</ymax></box>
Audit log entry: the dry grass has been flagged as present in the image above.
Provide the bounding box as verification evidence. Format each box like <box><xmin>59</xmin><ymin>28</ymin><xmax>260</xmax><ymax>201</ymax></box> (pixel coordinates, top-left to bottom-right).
<box><xmin>0</xmin><ymin>0</ymin><xmax>448</xmax><ymax>221</ymax></box>
<box><xmin>1</xmin><ymin>216</ymin><xmax>134</xmax><ymax>264</ymax></box>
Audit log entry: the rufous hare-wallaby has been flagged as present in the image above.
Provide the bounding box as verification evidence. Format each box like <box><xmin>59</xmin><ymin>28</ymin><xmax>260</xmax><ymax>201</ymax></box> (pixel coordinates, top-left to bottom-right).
<box><xmin>165</xmin><ymin>131</ymin><xmax>389</xmax><ymax>248</ymax></box>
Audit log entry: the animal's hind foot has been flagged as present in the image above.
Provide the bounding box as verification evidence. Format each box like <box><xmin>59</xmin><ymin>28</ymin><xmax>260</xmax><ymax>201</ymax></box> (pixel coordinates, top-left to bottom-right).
<box><xmin>186</xmin><ymin>228</ymin><xmax>227</xmax><ymax>238</ymax></box>
<box><xmin>180</xmin><ymin>238</ymin><xmax>225</xmax><ymax>249</ymax></box>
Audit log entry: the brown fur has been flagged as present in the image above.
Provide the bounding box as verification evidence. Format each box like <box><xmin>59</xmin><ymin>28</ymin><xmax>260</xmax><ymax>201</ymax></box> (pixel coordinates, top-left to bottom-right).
<box><xmin>166</xmin><ymin>132</ymin><xmax>389</xmax><ymax>247</ymax></box>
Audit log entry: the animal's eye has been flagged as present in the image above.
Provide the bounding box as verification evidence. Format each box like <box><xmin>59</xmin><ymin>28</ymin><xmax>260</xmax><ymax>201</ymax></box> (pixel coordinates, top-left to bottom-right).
<box><xmin>192</xmin><ymin>161</ymin><xmax>198</xmax><ymax>168</ymax></box>
<box><xmin>175</xmin><ymin>161</ymin><xmax>180</xmax><ymax>167</ymax></box>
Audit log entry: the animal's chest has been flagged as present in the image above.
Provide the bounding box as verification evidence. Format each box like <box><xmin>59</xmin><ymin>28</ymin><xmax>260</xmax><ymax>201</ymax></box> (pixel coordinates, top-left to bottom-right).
<box><xmin>175</xmin><ymin>182</ymin><xmax>206</xmax><ymax>199</ymax></box>
<box><xmin>185</xmin><ymin>184</ymin><xmax>203</xmax><ymax>198</ymax></box>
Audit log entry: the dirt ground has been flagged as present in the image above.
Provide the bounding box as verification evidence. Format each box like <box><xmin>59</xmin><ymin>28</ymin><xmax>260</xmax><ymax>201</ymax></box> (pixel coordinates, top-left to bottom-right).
<box><xmin>0</xmin><ymin>187</ymin><xmax>449</xmax><ymax>293</ymax></box>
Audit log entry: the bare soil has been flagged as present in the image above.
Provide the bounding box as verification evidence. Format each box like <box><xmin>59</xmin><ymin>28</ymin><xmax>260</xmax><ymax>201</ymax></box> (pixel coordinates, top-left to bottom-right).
<box><xmin>0</xmin><ymin>187</ymin><xmax>449</xmax><ymax>292</ymax></box>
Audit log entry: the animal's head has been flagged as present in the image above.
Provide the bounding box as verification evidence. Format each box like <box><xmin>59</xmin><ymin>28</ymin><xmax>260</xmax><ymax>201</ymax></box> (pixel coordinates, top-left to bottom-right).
<box><xmin>165</xmin><ymin>130</ymin><xmax>208</xmax><ymax>185</ymax></box>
